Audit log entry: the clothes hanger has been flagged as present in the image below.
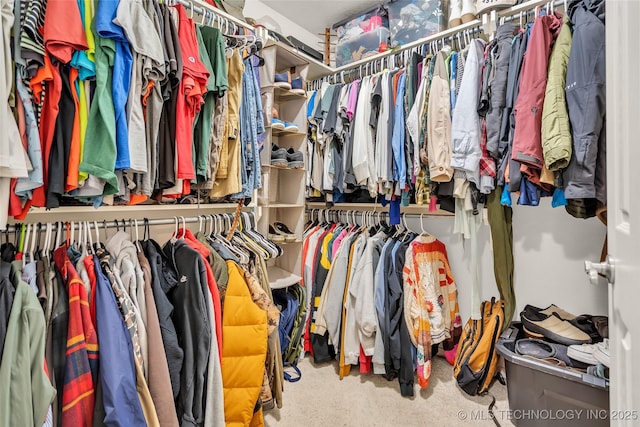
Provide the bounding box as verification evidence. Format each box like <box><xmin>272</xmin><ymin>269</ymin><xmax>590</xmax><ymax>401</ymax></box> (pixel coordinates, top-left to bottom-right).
<box><xmin>133</xmin><ymin>219</ymin><xmax>141</xmax><ymax>252</ymax></box>
<box><xmin>87</xmin><ymin>221</ymin><xmax>95</xmax><ymax>255</ymax></box>
<box><xmin>23</xmin><ymin>223</ymin><xmax>31</xmax><ymax>261</ymax></box>
<box><xmin>179</xmin><ymin>216</ymin><xmax>187</xmax><ymax>239</ymax></box>
<box><xmin>142</xmin><ymin>218</ymin><xmax>150</xmax><ymax>242</ymax></box>
<box><xmin>170</xmin><ymin>217</ymin><xmax>179</xmax><ymax>244</ymax></box>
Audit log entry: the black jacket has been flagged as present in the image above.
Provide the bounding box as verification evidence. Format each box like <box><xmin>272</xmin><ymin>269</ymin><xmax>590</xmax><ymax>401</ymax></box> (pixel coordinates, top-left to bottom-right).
<box><xmin>163</xmin><ymin>239</ymin><xmax>212</xmax><ymax>427</ymax></box>
<box><xmin>0</xmin><ymin>262</ymin><xmax>15</xmax><ymax>361</ymax></box>
<box><xmin>141</xmin><ymin>239</ymin><xmax>184</xmax><ymax>399</ymax></box>
<box><xmin>384</xmin><ymin>238</ymin><xmax>415</xmax><ymax>397</ymax></box>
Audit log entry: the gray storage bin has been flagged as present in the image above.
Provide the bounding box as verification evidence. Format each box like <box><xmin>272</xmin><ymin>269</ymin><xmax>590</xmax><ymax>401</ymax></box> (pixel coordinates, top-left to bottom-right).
<box><xmin>496</xmin><ymin>323</ymin><xmax>609</xmax><ymax>427</ymax></box>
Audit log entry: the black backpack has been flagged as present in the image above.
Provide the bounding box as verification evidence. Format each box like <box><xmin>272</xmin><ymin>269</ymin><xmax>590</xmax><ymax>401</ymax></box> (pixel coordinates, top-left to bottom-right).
<box><xmin>273</xmin><ymin>284</ymin><xmax>307</xmax><ymax>382</ymax></box>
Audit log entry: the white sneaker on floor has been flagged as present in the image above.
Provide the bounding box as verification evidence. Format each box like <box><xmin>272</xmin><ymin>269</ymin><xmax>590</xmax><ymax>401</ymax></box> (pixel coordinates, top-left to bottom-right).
<box><xmin>567</xmin><ymin>343</ymin><xmax>599</xmax><ymax>365</ymax></box>
<box><xmin>593</xmin><ymin>338</ymin><xmax>610</xmax><ymax>367</ymax></box>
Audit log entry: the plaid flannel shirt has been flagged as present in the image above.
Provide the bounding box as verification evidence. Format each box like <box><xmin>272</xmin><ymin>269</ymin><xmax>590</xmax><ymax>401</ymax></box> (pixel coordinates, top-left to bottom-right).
<box><xmin>54</xmin><ymin>246</ymin><xmax>98</xmax><ymax>427</ymax></box>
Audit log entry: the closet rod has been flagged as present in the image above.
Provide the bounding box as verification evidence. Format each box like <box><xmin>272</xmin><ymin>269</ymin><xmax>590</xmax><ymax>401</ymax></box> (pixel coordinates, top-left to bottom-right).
<box><xmin>167</xmin><ymin>0</ymin><xmax>255</xmax><ymax>33</ymax></box>
<box><xmin>497</xmin><ymin>0</ymin><xmax>568</xmax><ymax>19</ymax></box>
<box><xmin>4</xmin><ymin>213</ymin><xmax>252</xmax><ymax>233</ymax></box>
<box><xmin>326</xmin><ymin>19</ymin><xmax>483</xmax><ymax>76</ymax></box>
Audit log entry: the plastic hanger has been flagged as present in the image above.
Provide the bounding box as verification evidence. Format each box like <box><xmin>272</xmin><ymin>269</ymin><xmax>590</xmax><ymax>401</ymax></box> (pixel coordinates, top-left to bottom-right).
<box><xmin>170</xmin><ymin>217</ymin><xmax>179</xmax><ymax>244</ymax></box>
<box><xmin>133</xmin><ymin>219</ymin><xmax>141</xmax><ymax>252</ymax></box>
<box><xmin>87</xmin><ymin>221</ymin><xmax>94</xmax><ymax>254</ymax></box>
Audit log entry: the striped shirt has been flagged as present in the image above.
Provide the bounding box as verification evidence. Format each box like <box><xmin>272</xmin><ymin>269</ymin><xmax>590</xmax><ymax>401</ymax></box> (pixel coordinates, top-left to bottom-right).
<box><xmin>53</xmin><ymin>245</ymin><xmax>98</xmax><ymax>427</ymax></box>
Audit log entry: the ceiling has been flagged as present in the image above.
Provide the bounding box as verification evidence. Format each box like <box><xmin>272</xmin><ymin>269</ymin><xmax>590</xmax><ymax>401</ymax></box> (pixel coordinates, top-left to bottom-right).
<box><xmin>260</xmin><ymin>0</ymin><xmax>384</xmax><ymax>36</ymax></box>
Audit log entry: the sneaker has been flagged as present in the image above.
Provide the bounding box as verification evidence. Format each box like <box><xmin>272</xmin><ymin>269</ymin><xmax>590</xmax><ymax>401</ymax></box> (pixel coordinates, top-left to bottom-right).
<box><xmin>268</xmin><ymin>225</ymin><xmax>285</xmax><ymax>242</ymax></box>
<box><xmin>520</xmin><ymin>311</ymin><xmax>591</xmax><ymax>346</ymax></box>
<box><xmin>567</xmin><ymin>343</ymin><xmax>600</xmax><ymax>365</ymax></box>
<box><xmin>283</xmin><ymin>122</ymin><xmax>299</xmax><ymax>133</ymax></box>
<box><xmin>461</xmin><ymin>0</ymin><xmax>476</xmax><ymax>23</ymax></box>
<box><xmin>272</xmin><ymin>118</ymin><xmax>286</xmax><ymax>130</ymax></box>
<box><xmin>587</xmin><ymin>364</ymin><xmax>609</xmax><ymax>380</ymax></box>
<box><xmin>286</xmin><ymin>147</ymin><xmax>304</xmax><ymax>169</ymax></box>
<box><xmin>274</xmin><ymin>71</ymin><xmax>291</xmax><ymax>90</ymax></box>
<box><xmin>522</xmin><ymin>304</ymin><xmax>577</xmax><ymax>321</ymax></box>
<box><xmin>273</xmin><ymin>221</ymin><xmax>296</xmax><ymax>242</ymax></box>
<box><xmin>449</xmin><ymin>0</ymin><xmax>462</xmax><ymax>28</ymax></box>
<box><xmin>291</xmin><ymin>77</ymin><xmax>305</xmax><ymax>95</ymax></box>
<box><xmin>271</xmin><ymin>144</ymin><xmax>288</xmax><ymax>168</ymax></box>
<box><xmin>593</xmin><ymin>338</ymin><xmax>610</xmax><ymax>367</ymax></box>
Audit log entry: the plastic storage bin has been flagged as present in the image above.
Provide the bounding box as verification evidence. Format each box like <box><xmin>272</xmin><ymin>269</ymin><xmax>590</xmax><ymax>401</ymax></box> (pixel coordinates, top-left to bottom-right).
<box><xmin>496</xmin><ymin>323</ymin><xmax>609</xmax><ymax>427</ymax></box>
<box><xmin>387</xmin><ymin>0</ymin><xmax>447</xmax><ymax>46</ymax></box>
<box><xmin>334</xmin><ymin>8</ymin><xmax>390</xmax><ymax>67</ymax></box>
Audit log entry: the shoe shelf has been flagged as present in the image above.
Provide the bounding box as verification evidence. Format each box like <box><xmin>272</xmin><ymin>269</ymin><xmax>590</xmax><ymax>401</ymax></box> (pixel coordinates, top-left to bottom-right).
<box><xmin>271</xmin><ymin>127</ymin><xmax>306</xmax><ymax>137</ymax></box>
<box><xmin>267</xmin><ymin>265</ymin><xmax>302</xmax><ymax>289</ymax></box>
<box><xmin>261</xmin><ymin>164</ymin><xmax>306</xmax><ymax>172</ymax></box>
<box><xmin>259</xmin><ymin>42</ymin><xmax>309</xmax><ymax>288</ymax></box>
<box><xmin>273</xmin><ymin>86</ymin><xmax>307</xmax><ymax>102</ymax></box>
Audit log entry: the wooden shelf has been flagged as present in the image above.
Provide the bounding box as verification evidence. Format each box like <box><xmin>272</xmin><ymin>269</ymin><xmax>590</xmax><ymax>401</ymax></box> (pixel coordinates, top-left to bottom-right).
<box><xmin>305</xmin><ymin>202</ymin><xmax>454</xmax><ymax>217</ymax></box>
<box><xmin>271</xmin><ymin>127</ymin><xmax>305</xmax><ymax>137</ymax></box>
<box><xmin>266</xmin><ymin>203</ymin><xmax>305</xmax><ymax>209</ymax></box>
<box><xmin>273</xmin><ymin>86</ymin><xmax>307</xmax><ymax>102</ymax></box>
<box><xmin>261</xmin><ymin>164</ymin><xmax>306</xmax><ymax>172</ymax></box>
<box><xmin>267</xmin><ymin>265</ymin><xmax>302</xmax><ymax>289</ymax></box>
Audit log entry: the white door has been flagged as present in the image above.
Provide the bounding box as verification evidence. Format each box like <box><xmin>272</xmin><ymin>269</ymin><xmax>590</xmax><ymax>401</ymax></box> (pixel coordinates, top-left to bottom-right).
<box><xmin>598</xmin><ymin>0</ymin><xmax>640</xmax><ymax>425</ymax></box>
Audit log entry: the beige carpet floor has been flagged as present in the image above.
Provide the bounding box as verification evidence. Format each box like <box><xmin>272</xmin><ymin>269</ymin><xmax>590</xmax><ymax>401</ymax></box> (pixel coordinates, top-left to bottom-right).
<box><xmin>264</xmin><ymin>354</ymin><xmax>515</xmax><ymax>427</ymax></box>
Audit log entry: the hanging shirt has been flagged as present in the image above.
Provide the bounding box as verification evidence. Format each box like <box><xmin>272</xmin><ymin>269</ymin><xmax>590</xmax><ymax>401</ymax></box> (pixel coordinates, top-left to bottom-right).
<box><xmin>53</xmin><ymin>246</ymin><xmax>98</xmax><ymax>426</ymax></box>
<box><xmin>91</xmin><ymin>254</ymin><xmax>147</xmax><ymax>427</ymax></box>
<box><xmin>0</xmin><ymin>263</ymin><xmax>55</xmax><ymax>427</ymax></box>
<box><xmin>392</xmin><ymin>72</ymin><xmax>407</xmax><ymax>192</ymax></box>
<box><xmin>114</xmin><ymin>0</ymin><xmax>165</xmax><ymax>176</ymax></box>
<box><xmin>96</xmin><ymin>0</ymin><xmax>133</xmax><ymax>170</ymax></box>
<box><xmin>79</xmin><ymin>28</ymin><xmax>118</xmax><ymax>195</ymax></box>
<box><xmin>174</xmin><ymin>4</ymin><xmax>209</xmax><ymax>182</ymax></box>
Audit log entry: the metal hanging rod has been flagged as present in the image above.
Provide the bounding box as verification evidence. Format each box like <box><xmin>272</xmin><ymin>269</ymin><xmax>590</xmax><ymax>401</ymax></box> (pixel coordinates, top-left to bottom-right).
<box><xmin>4</xmin><ymin>213</ymin><xmax>256</xmax><ymax>233</ymax></box>
<box><xmin>166</xmin><ymin>0</ymin><xmax>256</xmax><ymax>34</ymax></box>
<box><xmin>334</xmin><ymin>20</ymin><xmax>482</xmax><ymax>72</ymax></box>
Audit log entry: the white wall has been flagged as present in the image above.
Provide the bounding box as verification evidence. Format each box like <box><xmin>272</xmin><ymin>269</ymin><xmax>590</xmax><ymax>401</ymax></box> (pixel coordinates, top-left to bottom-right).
<box><xmin>409</xmin><ymin>198</ymin><xmax>608</xmax><ymax>323</ymax></box>
<box><xmin>243</xmin><ymin>0</ymin><xmax>323</xmax><ymax>50</ymax></box>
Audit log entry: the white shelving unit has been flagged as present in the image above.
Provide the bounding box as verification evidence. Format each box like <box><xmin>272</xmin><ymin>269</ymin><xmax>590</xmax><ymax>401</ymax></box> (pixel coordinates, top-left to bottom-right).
<box><xmin>258</xmin><ymin>43</ymin><xmax>310</xmax><ymax>288</ymax></box>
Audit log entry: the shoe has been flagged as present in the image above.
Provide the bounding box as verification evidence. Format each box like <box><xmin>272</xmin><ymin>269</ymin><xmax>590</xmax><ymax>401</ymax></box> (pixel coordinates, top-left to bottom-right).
<box><xmin>569</xmin><ymin>315</ymin><xmax>603</xmax><ymax>343</ymax></box>
<box><xmin>461</xmin><ymin>0</ymin><xmax>476</xmax><ymax>23</ymax></box>
<box><xmin>274</xmin><ymin>71</ymin><xmax>291</xmax><ymax>90</ymax></box>
<box><xmin>286</xmin><ymin>147</ymin><xmax>304</xmax><ymax>169</ymax></box>
<box><xmin>520</xmin><ymin>311</ymin><xmax>591</xmax><ymax>346</ymax></box>
<box><xmin>593</xmin><ymin>338</ymin><xmax>610</xmax><ymax>367</ymax></box>
<box><xmin>587</xmin><ymin>364</ymin><xmax>609</xmax><ymax>379</ymax></box>
<box><xmin>449</xmin><ymin>0</ymin><xmax>462</xmax><ymax>28</ymax></box>
<box><xmin>284</xmin><ymin>122</ymin><xmax>299</xmax><ymax>133</ymax></box>
<box><xmin>268</xmin><ymin>225</ymin><xmax>286</xmax><ymax>243</ymax></box>
<box><xmin>522</xmin><ymin>304</ymin><xmax>577</xmax><ymax>321</ymax></box>
<box><xmin>567</xmin><ymin>343</ymin><xmax>600</xmax><ymax>365</ymax></box>
<box><xmin>291</xmin><ymin>77</ymin><xmax>305</xmax><ymax>95</ymax></box>
<box><xmin>272</xmin><ymin>221</ymin><xmax>296</xmax><ymax>242</ymax></box>
<box><xmin>272</xmin><ymin>118</ymin><xmax>286</xmax><ymax>130</ymax></box>
<box><xmin>271</xmin><ymin>144</ymin><xmax>288</xmax><ymax>168</ymax></box>
<box><xmin>593</xmin><ymin>316</ymin><xmax>608</xmax><ymax>339</ymax></box>
<box><xmin>515</xmin><ymin>338</ymin><xmax>587</xmax><ymax>368</ymax></box>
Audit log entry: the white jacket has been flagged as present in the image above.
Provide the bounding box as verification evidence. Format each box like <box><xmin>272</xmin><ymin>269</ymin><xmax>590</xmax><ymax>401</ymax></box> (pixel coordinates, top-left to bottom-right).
<box><xmin>451</xmin><ymin>39</ymin><xmax>486</xmax><ymax>186</ymax></box>
<box><xmin>351</xmin><ymin>76</ymin><xmax>377</xmax><ymax>196</ymax></box>
<box><xmin>342</xmin><ymin>234</ymin><xmax>367</xmax><ymax>366</ymax></box>
<box><xmin>350</xmin><ymin>234</ymin><xmax>383</xmax><ymax>356</ymax></box>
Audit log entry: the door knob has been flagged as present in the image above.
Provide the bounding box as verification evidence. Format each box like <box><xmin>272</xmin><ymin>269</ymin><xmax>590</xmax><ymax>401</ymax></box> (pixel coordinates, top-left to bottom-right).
<box><xmin>584</xmin><ymin>255</ymin><xmax>615</xmax><ymax>286</ymax></box>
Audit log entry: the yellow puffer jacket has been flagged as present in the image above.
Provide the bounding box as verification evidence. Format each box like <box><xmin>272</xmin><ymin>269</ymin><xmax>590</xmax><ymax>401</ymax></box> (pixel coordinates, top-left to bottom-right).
<box><xmin>223</xmin><ymin>261</ymin><xmax>268</xmax><ymax>427</ymax></box>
